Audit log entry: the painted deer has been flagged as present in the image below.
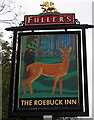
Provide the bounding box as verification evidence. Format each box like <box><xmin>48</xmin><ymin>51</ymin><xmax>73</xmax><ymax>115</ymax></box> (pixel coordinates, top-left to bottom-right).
<box><xmin>22</xmin><ymin>45</ymin><xmax>72</xmax><ymax>95</ymax></box>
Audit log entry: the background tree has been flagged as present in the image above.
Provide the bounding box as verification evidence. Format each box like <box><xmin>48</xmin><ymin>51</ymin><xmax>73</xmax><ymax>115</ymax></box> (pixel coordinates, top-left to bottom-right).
<box><xmin>1</xmin><ymin>40</ymin><xmax>12</xmax><ymax>119</ymax></box>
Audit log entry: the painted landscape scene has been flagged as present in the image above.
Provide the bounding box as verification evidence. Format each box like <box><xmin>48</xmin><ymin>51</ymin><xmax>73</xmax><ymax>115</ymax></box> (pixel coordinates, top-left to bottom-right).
<box><xmin>19</xmin><ymin>33</ymin><xmax>79</xmax><ymax>98</ymax></box>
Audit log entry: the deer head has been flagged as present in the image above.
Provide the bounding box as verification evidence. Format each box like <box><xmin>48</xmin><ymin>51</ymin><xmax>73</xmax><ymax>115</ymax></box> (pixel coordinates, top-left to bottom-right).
<box><xmin>60</xmin><ymin>47</ymin><xmax>72</xmax><ymax>56</ymax></box>
<box><xmin>60</xmin><ymin>42</ymin><xmax>72</xmax><ymax>58</ymax></box>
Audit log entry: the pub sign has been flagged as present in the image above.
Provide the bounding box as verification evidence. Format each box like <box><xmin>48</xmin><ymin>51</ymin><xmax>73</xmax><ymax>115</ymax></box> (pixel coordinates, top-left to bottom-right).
<box><xmin>7</xmin><ymin>1</ymin><xmax>91</xmax><ymax>117</ymax></box>
<box><xmin>18</xmin><ymin>31</ymin><xmax>82</xmax><ymax>111</ymax></box>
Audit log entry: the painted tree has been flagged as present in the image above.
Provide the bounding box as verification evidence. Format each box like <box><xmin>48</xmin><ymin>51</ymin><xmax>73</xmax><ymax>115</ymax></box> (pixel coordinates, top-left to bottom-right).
<box><xmin>53</xmin><ymin>34</ymin><xmax>57</xmax><ymax>57</ymax></box>
<box><xmin>71</xmin><ymin>34</ymin><xmax>75</xmax><ymax>56</ymax></box>
<box><xmin>60</xmin><ymin>35</ymin><xmax>63</xmax><ymax>49</ymax></box>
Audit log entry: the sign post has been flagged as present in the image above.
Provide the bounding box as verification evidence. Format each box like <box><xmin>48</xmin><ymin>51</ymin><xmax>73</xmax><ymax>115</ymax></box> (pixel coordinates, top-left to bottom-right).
<box><xmin>5</xmin><ymin>1</ymin><xmax>94</xmax><ymax>119</ymax></box>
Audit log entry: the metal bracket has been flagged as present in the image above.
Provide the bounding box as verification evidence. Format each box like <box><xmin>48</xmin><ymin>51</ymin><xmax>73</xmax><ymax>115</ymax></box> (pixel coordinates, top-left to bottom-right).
<box><xmin>19</xmin><ymin>21</ymin><xmax>24</xmax><ymax>26</ymax></box>
<box><xmin>75</xmin><ymin>19</ymin><xmax>80</xmax><ymax>24</ymax></box>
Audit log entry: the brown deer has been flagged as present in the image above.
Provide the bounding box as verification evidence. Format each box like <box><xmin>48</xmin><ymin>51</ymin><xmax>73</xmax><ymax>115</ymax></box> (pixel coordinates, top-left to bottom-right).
<box><xmin>22</xmin><ymin>45</ymin><xmax>72</xmax><ymax>95</ymax></box>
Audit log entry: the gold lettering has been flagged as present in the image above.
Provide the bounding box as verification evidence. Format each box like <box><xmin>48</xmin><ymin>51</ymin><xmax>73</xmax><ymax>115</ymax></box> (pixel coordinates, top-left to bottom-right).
<box><xmin>47</xmin><ymin>17</ymin><xmax>51</xmax><ymax>22</ymax></box>
<box><xmin>34</xmin><ymin>18</ymin><xmax>39</xmax><ymax>23</ymax></box>
<box><xmin>72</xmin><ymin>100</ymin><xmax>77</xmax><ymax>105</ymax></box>
<box><xmin>38</xmin><ymin>100</ymin><xmax>42</xmax><ymax>105</ymax></box>
<box><xmin>64</xmin><ymin>99</ymin><xmax>77</xmax><ymax>105</ymax></box>
<box><xmin>59</xmin><ymin>17</ymin><xmax>64</xmax><ymax>22</ymax></box>
<box><xmin>24</xmin><ymin>100</ymin><xmax>29</xmax><ymax>105</ymax></box>
<box><xmin>41</xmin><ymin>17</ymin><xmax>45</xmax><ymax>23</ymax></box>
<box><xmin>21</xmin><ymin>100</ymin><xmax>32</xmax><ymax>106</ymax></box>
<box><xmin>55</xmin><ymin>100</ymin><xmax>59</xmax><ymax>105</ymax></box>
<box><xmin>66</xmin><ymin>16</ymin><xmax>71</xmax><ymax>22</ymax></box>
<box><xmin>53</xmin><ymin>17</ymin><xmax>57</xmax><ymax>22</ymax></box>
<box><xmin>47</xmin><ymin>100</ymin><xmax>50</xmax><ymax>105</ymax></box>
<box><xmin>67</xmin><ymin>100</ymin><xmax>71</xmax><ymax>104</ymax></box>
<box><xmin>29</xmin><ymin>100</ymin><xmax>32</xmax><ymax>105</ymax></box>
<box><xmin>59</xmin><ymin>100</ymin><xmax>63</xmax><ymax>105</ymax></box>
<box><xmin>43</xmin><ymin>100</ymin><xmax>46</xmax><ymax>105</ymax></box>
<box><xmin>28</xmin><ymin>16</ymin><xmax>32</xmax><ymax>23</ymax></box>
<box><xmin>21</xmin><ymin>100</ymin><xmax>24</xmax><ymax>106</ymax></box>
<box><xmin>34</xmin><ymin>100</ymin><xmax>38</xmax><ymax>105</ymax></box>
<box><xmin>33</xmin><ymin>99</ymin><xmax>65</xmax><ymax>106</ymax></box>
<box><xmin>50</xmin><ymin>100</ymin><xmax>54</xmax><ymax>105</ymax></box>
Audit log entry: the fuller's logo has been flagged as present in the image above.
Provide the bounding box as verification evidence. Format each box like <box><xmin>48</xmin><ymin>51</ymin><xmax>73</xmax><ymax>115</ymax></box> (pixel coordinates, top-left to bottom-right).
<box><xmin>25</xmin><ymin>14</ymin><xmax>75</xmax><ymax>25</ymax></box>
<box><xmin>24</xmin><ymin>1</ymin><xmax>75</xmax><ymax>25</ymax></box>
<box><xmin>40</xmin><ymin>1</ymin><xmax>58</xmax><ymax>13</ymax></box>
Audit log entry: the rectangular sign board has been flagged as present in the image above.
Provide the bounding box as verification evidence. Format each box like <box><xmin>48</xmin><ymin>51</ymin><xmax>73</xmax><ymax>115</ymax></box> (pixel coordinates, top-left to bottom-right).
<box><xmin>24</xmin><ymin>14</ymin><xmax>75</xmax><ymax>25</ymax></box>
<box><xmin>10</xmin><ymin>31</ymin><xmax>85</xmax><ymax>116</ymax></box>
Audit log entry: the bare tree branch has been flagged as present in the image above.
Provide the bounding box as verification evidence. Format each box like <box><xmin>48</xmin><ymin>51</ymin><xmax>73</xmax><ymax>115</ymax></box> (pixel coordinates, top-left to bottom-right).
<box><xmin>0</xmin><ymin>0</ymin><xmax>15</xmax><ymax>15</ymax></box>
<box><xmin>0</xmin><ymin>0</ymin><xmax>24</xmax><ymax>26</ymax></box>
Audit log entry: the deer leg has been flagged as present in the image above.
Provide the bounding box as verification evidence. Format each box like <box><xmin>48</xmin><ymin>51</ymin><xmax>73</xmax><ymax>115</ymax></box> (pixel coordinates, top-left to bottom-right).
<box><xmin>52</xmin><ymin>77</ymin><xmax>58</xmax><ymax>95</ymax></box>
<box><xmin>59</xmin><ymin>78</ymin><xmax>63</xmax><ymax>95</ymax></box>
<box><xmin>27</xmin><ymin>73</ymin><xmax>41</xmax><ymax>94</ymax></box>
<box><xmin>22</xmin><ymin>76</ymin><xmax>31</xmax><ymax>94</ymax></box>
<box><xmin>23</xmin><ymin>75</ymin><xmax>39</xmax><ymax>94</ymax></box>
<box><xmin>28</xmin><ymin>82</ymin><xmax>33</xmax><ymax>94</ymax></box>
<box><xmin>22</xmin><ymin>81</ymin><xmax>26</xmax><ymax>94</ymax></box>
<box><xmin>23</xmin><ymin>68</ymin><xmax>42</xmax><ymax>94</ymax></box>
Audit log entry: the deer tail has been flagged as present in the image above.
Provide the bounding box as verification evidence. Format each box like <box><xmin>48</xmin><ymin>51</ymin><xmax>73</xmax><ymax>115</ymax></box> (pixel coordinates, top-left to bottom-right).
<box><xmin>26</xmin><ymin>65</ymin><xmax>31</xmax><ymax>71</ymax></box>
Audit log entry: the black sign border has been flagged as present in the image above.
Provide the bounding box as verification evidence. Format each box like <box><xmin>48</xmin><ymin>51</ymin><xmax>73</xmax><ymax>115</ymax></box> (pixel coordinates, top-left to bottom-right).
<box><xmin>8</xmin><ymin>30</ymin><xmax>89</xmax><ymax>117</ymax></box>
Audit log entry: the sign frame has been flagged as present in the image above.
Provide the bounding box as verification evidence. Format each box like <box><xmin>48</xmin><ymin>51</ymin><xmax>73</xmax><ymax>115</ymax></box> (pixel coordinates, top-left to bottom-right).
<box><xmin>8</xmin><ymin>30</ymin><xmax>89</xmax><ymax>117</ymax></box>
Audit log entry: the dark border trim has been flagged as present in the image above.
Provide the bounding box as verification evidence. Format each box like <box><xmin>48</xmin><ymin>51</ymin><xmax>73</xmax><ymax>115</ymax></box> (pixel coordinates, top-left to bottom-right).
<box><xmin>8</xmin><ymin>30</ymin><xmax>89</xmax><ymax>117</ymax></box>
<box><xmin>5</xmin><ymin>24</ymin><xmax>94</xmax><ymax>31</ymax></box>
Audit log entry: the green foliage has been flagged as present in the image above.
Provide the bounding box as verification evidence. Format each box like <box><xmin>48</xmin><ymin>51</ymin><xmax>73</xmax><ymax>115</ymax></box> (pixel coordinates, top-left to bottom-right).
<box><xmin>2</xmin><ymin>40</ymin><xmax>11</xmax><ymax>119</ymax></box>
<box><xmin>2</xmin><ymin>41</ymin><xmax>12</xmax><ymax>63</ymax></box>
<box><xmin>39</xmin><ymin>46</ymin><xmax>46</xmax><ymax>49</ymax></box>
<box><xmin>41</xmin><ymin>41</ymin><xmax>46</xmax><ymax>44</ymax></box>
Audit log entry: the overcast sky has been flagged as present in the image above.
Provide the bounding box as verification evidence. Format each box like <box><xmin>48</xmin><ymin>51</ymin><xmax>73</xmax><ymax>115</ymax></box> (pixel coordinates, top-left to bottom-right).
<box><xmin>1</xmin><ymin>0</ymin><xmax>93</xmax><ymax>118</ymax></box>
